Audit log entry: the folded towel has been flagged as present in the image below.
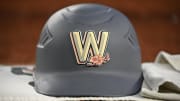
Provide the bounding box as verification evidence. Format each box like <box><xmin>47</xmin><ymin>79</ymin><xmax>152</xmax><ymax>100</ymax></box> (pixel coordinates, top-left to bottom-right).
<box><xmin>140</xmin><ymin>51</ymin><xmax>180</xmax><ymax>101</ymax></box>
<box><xmin>155</xmin><ymin>51</ymin><xmax>180</xmax><ymax>72</ymax></box>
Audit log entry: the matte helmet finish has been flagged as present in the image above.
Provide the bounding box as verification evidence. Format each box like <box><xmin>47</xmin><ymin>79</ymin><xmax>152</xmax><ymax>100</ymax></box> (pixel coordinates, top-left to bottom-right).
<box><xmin>34</xmin><ymin>3</ymin><xmax>143</xmax><ymax>97</ymax></box>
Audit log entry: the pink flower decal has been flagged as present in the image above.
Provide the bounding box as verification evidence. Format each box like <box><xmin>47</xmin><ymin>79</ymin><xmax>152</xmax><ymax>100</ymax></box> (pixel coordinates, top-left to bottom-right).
<box><xmin>86</xmin><ymin>53</ymin><xmax>110</xmax><ymax>67</ymax></box>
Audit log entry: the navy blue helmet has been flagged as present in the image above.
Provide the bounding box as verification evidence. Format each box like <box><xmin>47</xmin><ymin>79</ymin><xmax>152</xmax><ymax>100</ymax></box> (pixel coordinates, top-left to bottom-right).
<box><xmin>34</xmin><ymin>3</ymin><xmax>143</xmax><ymax>97</ymax></box>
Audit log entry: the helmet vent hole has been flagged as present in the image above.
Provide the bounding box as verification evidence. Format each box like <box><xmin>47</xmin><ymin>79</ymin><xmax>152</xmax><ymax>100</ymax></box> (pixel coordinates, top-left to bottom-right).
<box><xmin>128</xmin><ymin>34</ymin><xmax>135</xmax><ymax>46</ymax></box>
<box><xmin>37</xmin><ymin>29</ymin><xmax>53</xmax><ymax>48</ymax></box>
<box><xmin>124</xmin><ymin>26</ymin><xmax>138</xmax><ymax>48</ymax></box>
<box><xmin>127</xmin><ymin>32</ymin><xmax>137</xmax><ymax>48</ymax></box>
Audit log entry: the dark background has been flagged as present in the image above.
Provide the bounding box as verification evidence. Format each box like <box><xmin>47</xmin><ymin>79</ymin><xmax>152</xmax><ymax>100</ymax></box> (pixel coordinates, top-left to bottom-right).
<box><xmin>0</xmin><ymin>0</ymin><xmax>179</xmax><ymax>64</ymax></box>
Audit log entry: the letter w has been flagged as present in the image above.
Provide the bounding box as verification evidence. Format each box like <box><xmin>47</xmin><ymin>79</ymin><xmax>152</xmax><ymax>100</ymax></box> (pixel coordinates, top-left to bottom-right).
<box><xmin>70</xmin><ymin>31</ymin><xmax>109</xmax><ymax>64</ymax></box>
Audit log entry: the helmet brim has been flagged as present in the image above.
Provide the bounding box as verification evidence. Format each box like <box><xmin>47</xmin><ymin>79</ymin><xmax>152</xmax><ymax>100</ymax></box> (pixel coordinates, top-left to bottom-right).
<box><xmin>34</xmin><ymin>70</ymin><xmax>143</xmax><ymax>97</ymax></box>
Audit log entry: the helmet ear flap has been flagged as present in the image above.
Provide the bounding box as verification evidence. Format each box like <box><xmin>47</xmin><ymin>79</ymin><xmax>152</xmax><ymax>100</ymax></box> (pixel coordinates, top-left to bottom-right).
<box><xmin>37</xmin><ymin>27</ymin><xmax>53</xmax><ymax>48</ymax></box>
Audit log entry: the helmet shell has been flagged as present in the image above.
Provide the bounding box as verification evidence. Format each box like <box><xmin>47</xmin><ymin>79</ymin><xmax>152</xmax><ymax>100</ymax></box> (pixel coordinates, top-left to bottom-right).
<box><xmin>34</xmin><ymin>3</ymin><xmax>143</xmax><ymax>97</ymax></box>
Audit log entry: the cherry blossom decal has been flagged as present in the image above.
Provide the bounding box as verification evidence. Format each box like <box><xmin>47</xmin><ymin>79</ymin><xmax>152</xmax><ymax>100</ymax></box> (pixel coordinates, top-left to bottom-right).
<box><xmin>86</xmin><ymin>53</ymin><xmax>110</xmax><ymax>67</ymax></box>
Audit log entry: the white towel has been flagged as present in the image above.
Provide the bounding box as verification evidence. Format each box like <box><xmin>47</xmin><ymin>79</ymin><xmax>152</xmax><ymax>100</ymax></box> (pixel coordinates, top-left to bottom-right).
<box><xmin>155</xmin><ymin>51</ymin><xmax>180</xmax><ymax>72</ymax></box>
<box><xmin>140</xmin><ymin>51</ymin><xmax>180</xmax><ymax>101</ymax></box>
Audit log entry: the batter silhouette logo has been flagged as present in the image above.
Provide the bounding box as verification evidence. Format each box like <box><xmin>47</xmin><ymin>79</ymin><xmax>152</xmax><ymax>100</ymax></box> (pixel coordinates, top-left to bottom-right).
<box><xmin>70</xmin><ymin>31</ymin><xmax>110</xmax><ymax>67</ymax></box>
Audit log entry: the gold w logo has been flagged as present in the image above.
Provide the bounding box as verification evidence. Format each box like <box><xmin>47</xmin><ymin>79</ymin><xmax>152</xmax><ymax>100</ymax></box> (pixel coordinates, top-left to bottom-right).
<box><xmin>70</xmin><ymin>31</ymin><xmax>109</xmax><ymax>64</ymax></box>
